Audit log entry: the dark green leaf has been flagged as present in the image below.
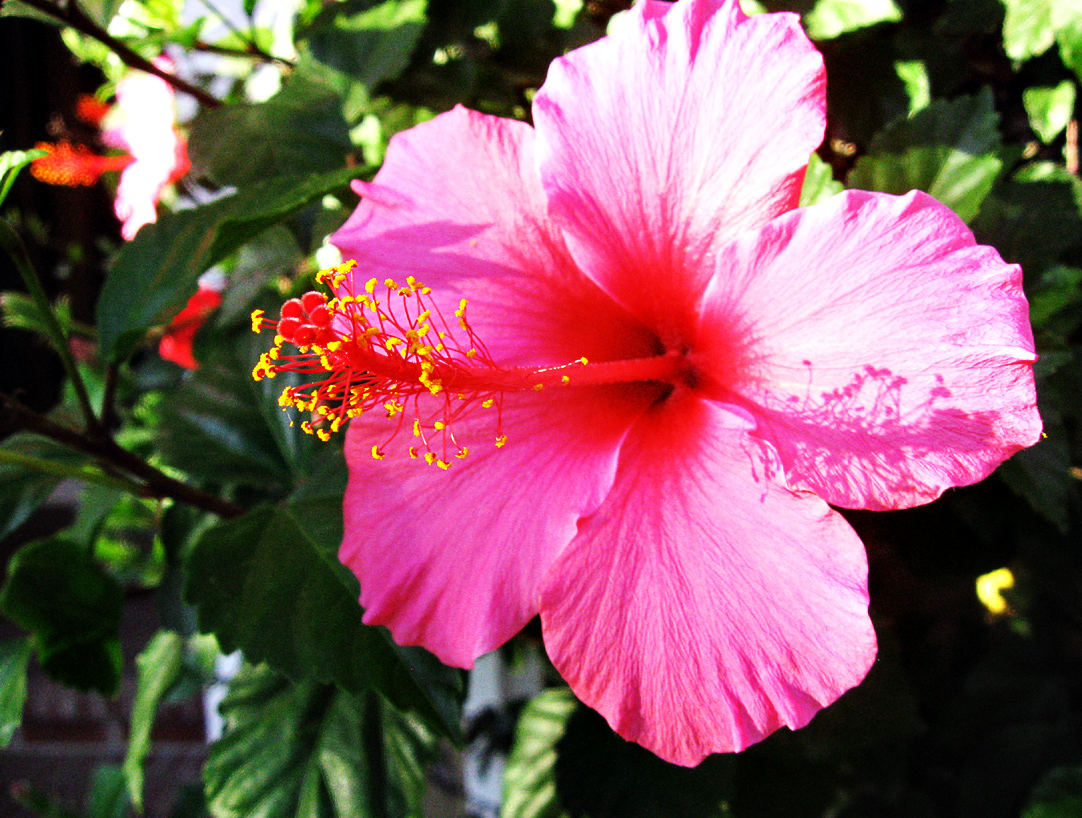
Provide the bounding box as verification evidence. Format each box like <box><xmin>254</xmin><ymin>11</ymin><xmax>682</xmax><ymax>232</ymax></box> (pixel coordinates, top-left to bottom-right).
<box><xmin>204</xmin><ymin>663</ymin><xmax>435</xmax><ymax>818</ymax></box>
<box><xmin>85</xmin><ymin>765</ymin><xmax>130</xmax><ymax>818</ymax></box>
<box><xmin>96</xmin><ymin>166</ymin><xmax>369</xmax><ymax>363</ymax></box>
<box><xmin>124</xmin><ymin>630</ymin><xmax>186</xmax><ymax>811</ymax></box>
<box><xmin>0</xmin><ymin>538</ymin><xmax>123</xmax><ymax>695</ymax></box>
<box><xmin>1023</xmin><ymin>765</ymin><xmax>1082</xmax><ymax>818</ymax></box>
<box><xmin>998</xmin><ymin>401</ymin><xmax>1072</xmax><ymax>532</ymax></box>
<box><xmin>847</xmin><ymin>89</ymin><xmax>1002</xmax><ymax>222</ymax></box>
<box><xmin>0</xmin><ymin>434</ymin><xmax>91</xmax><ymax>542</ymax></box>
<box><xmin>304</xmin><ymin>0</ymin><xmax>428</xmax><ymax>88</ymax></box>
<box><xmin>186</xmin><ymin>503</ymin><xmax>464</xmax><ymax>740</ymax></box>
<box><xmin>973</xmin><ymin>163</ymin><xmax>1082</xmax><ymax>272</ymax></box>
<box><xmin>554</xmin><ymin>705</ymin><xmax>732</xmax><ymax>818</ymax></box>
<box><xmin>190</xmin><ymin>59</ymin><xmax>352</xmax><ymax>187</ymax></box>
<box><xmin>0</xmin><ymin>637</ymin><xmax>32</xmax><ymax>747</ymax></box>
<box><xmin>502</xmin><ymin>688</ymin><xmax>576</xmax><ymax>818</ymax></box>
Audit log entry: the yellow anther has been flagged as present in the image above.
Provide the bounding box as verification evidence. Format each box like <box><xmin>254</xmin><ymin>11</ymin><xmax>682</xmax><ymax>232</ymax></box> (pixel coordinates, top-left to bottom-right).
<box><xmin>371</xmin><ymin>445</ymin><xmax>385</xmax><ymax>460</ymax></box>
<box><xmin>317</xmin><ymin>429</ymin><xmax>331</xmax><ymax>442</ymax></box>
<box><xmin>533</xmin><ymin>383</ymin><xmax>544</xmax><ymax>391</ymax></box>
<box><xmin>496</xmin><ymin>435</ymin><xmax>508</xmax><ymax>448</ymax></box>
<box><xmin>250</xmin><ymin>309</ymin><xmax>265</xmax><ymax>333</ymax></box>
<box><xmin>424</xmin><ymin>452</ymin><xmax>437</xmax><ymax>465</ymax></box>
<box><xmin>482</xmin><ymin>398</ymin><xmax>494</xmax><ymax>408</ymax></box>
<box><xmin>409</xmin><ymin>446</ymin><xmax>419</xmax><ymax>459</ymax></box>
<box><xmin>578</xmin><ymin>357</ymin><xmax>589</xmax><ymax>365</ymax></box>
<box><xmin>365</xmin><ymin>278</ymin><xmax>377</xmax><ymax>294</ymax></box>
<box><xmin>413</xmin><ymin>419</ymin><xmax>422</xmax><ymax>437</ymax></box>
<box><xmin>455</xmin><ymin>447</ymin><xmax>469</xmax><ymax>459</ymax></box>
<box><xmin>562</xmin><ymin>375</ymin><xmax>570</xmax><ymax>384</ymax></box>
<box><xmin>466</xmin><ymin>348</ymin><xmax>477</xmax><ymax>358</ymax></box>
<box><xmin>434</xmin><ymin>421</ymin><xmax>446</xmax><ymax>431</ymax></box>
<box><xmin>436</xmin><ymin>459</ymin><xmax>451</xmax><ymax>470</ymax></box>
<box><xmin>385</xmin><ymin>278</ymin><xmax>397</xmax><ymax>289</ymax></box>
<box><xmin>385</xmin><ymin>338</ymin><xmax>403</xmax><ymax>349</ymax></box>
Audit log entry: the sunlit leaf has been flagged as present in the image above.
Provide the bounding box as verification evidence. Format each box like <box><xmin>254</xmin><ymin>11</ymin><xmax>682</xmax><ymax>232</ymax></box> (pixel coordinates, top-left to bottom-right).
<box><xmin>123</xmin><ymin>630</ymin><xmax>186</xmax><ymax>811</ymax></box>
<box><xmin>1001</xmin><ymin>0</ymin><xmax>1056</xmax><ymax>61</ymax></box>
<box><xmin>304</xmin><ymin>0</ymin><xmax>428</xmax><ymax>89</ymax></box>
<box><xmin>803</xmin><ymin>0</ymin><xmax>902</xmax><ymax>40</ymax></box>
<box><xmin>502</xmin><ymin>688</ymin><xmax>576</xmax><ymax>818</ymax></box>
<box><xmin>847</xmin><ymin>89</ymin><xmax>1002</xmax><ymax>222</ymax></box>
<box><xmin>204</xmin><ymin>663</ymin><xmax>435</xmax><ymax>818</ymax></box>
<box><xmin>0</xmin><ymin>638</ymin><xmax>32</xmax><ymax>747</ymax></box>
<box><xmin>1022</xmin><ymin>80</ymin><xmax>1077</xmax><ymax>143</ymax></box>
<box><xmin>799</xmin><ymin>152</ymin><xmax>843</xmax><ymax>206</ymax></box>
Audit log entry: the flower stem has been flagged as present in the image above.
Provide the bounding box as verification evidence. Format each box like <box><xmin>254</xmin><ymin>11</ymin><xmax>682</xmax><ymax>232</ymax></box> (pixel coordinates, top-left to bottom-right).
<box><xmin>1</xmin><ymin>394</ymin><xmax>245</xmax><ymax>519</ymax></box>
<box><xmin>0</xmin><ymin>220</ymin><xmax>98</xmax><ymax>432</ymax></box>
<box><xmin>14</xmin><ymin>0</ymin><xmax>222</xmax><ymax>109</ymax></box>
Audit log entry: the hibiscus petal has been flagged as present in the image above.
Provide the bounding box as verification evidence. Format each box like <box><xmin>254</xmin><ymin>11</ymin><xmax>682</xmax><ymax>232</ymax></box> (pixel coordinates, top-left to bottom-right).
<box><xmin>332</xmin><ymin>106</ymin><xmax>658</xmax><ymax>369</ymax></box>
<box><xmin>695</xmin><ymin>188</ymin><xmax>1041</xmax><ymax>510</ymax></box>
<box><xmin>539</xmin><ymin>394</ymin><xmax>876</xmax><ymax>766</ymax></box>
<box><xmin>342</xmin><ymin>383</ymin><xmax>658</xmax><ymax>668</ymax></box>
<box><xmin>532</xmin><ymin>0</ymin><xmax>825</xmax><ymax>342</ymax></box>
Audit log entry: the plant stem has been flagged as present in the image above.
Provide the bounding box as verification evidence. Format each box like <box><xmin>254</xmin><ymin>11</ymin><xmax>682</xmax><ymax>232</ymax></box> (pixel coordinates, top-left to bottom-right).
<box><xmin>192</xmin><ymin>40</ymin><xmax>295</xmax><ymax>67</ymax></box>
<box><xmin>14</xmin><ymin>0</ymin><xmax>222</xmax><ymax>109</ymax></box>
<box><xmin>1</xmin><ymin>395</ymin><xmax>245</xmax><ymax>519</ymax></box>
<box><xmin>0</xmin><ymin>220</ymin><xmax>98</xmax><ymax>431</ymax></box>
<box><xmin>0</xmin><ymin>448</ymin><xmax>137</xmax><ymax>492</ymax></box>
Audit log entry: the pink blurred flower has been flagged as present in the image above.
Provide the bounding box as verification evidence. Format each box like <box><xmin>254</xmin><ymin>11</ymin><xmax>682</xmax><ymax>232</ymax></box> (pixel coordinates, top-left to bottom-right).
<box><xmin>102</xmin><ymin>57</ymin><xmax>190</xmax><ymax>240</ymax></box>
<box><xmin>29</xmin><ymin>60</ymin><xmax>189</xmax><ymax>240</ymax></box>
<box><xmin>259</xmin><ymin>0</ymin><xmax>1040</xmax><ymax>765</ymax></box>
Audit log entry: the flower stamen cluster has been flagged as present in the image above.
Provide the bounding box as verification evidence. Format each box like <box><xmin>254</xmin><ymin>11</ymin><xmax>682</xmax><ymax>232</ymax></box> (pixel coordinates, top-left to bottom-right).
<box><xmin>252</xmin><ymin>261</ymin><xmax>515</xmax><ymax>468</ymax></box>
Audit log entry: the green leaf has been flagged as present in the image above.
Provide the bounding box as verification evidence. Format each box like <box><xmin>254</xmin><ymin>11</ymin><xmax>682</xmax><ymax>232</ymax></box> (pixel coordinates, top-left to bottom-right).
<box><xmin>1023</xmin><ymin>765</ymin><xmax>1082</xmax><ymax>818</ymax></box>
<box><xmin>0</xmin><ymin>434</ymin><xmax>94</xmax><ymax>542</ymax></box>
<box><xmin>123</xmin><ymin>630</ymin><xmax>186</xmax><ymax>812</ymax></box>
<box><xmin>185</xmin><ymin>503</ymin><xmax>464</xmax><ymax>741</ymax></box>
<box><xmin>204</xmin><ymin>663</ymin><xmax>435</xmax><ymax>818</ymax></box>
<box><xmin>0</xmin><ymin>638</ymin><xmax>32</xmax><ymax>747</ymax></box>
<box><xmin>1001</xmin><ymin>0</ymin><xmax>1056</xmax><ymax>61</ymax></box>
<box><xmin>1023</xmin><ymin>81</ymin><xmax>1077</xmax><ymax>144</ymax></box>
<box><xmin>0</xmin><ymin>149</ymin><xmax>47</xmax><ymax>209</ymax></box>
<box><xmin>502</xmin><ymin>688</ymin><xmax>576</xmax><ymax>818</ymax></box>
<box><xmin>96</xmin><ymin>165</ymin><xmax>369</xmax><ymax>363</ymax></box>
<box><xmin>189</xmin><ymin>59</ymin><xmax>352</xmax><ymax>187</ymax></box>
<box><xmin>0</xmin><ymin>1</ymin><xmax>60</xmax><ymax>23</ymax></box>
<box><xmin>847</xmin><ymin>89</ymin><xmax>1003</xmax><ymax>222</ymax></box>
<box><xmin>1058</xmin><ymin>6</ymin><xmax>1082</xmax><ymax>82</ymax></box>
<box><xmin>554</xmin><ymin>704</ymin><xmax>732</xmax><ymax>818</ymax></box>
<box><xmin>85</xmin><ymin>765</ymin><xmax>130</xmax><ymax>818</ymax></box>
<box><xmin>304</xmin><ymin>0</ymin><xmax>428</xmax><ymax>89</ymax></box>
<box><xmin>973</xmin><ymin>162</ymin><xmax>1082</xmax><ymax>272</ymax></box>
<box><xmin>798</xmin><ymin>153</ymin><xmax>843</xmax><ymax>207</ymax></box>
<box><xmin>81</xmin><ymin>0</ymin><xmax>126</xmax><ymax>27</ymax></box>
<box><xmin>998</xmin><ymin>400</ymin><xmax>1072</xmax><ymax>532</ymax></box>
<box><xmin>0</xmin><ymin>538</ymin><xmax>123</xmax><ymax>695</ymax></box>
<box><xmin>1029</xmin><ymin>265</ymin><xmax>1082</xmax><ymax>327</ymax></box>
<box><xmin>803</xmin><ymin>0</ymin><xmax>902</xmax><ymax>40</ymax></box>
<box><xmin>156</xmin><ymin>330</ymin><xmax>299</xmax><ymax>492</ymax></box>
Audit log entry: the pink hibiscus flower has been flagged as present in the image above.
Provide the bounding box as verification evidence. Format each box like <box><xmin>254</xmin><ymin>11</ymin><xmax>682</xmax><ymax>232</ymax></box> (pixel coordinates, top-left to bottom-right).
<box><xmin>253</xmin><ymin>0</ymin><xmax>1040</xmax><ymax>765</ymax></box>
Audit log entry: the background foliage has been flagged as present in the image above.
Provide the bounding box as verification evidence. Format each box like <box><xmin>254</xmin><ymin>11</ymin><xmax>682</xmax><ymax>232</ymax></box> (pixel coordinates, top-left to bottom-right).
<box><xmin>1</xmin><ymin>0</ymin><xmax>1081</xmax><ymax>815</ymax></box>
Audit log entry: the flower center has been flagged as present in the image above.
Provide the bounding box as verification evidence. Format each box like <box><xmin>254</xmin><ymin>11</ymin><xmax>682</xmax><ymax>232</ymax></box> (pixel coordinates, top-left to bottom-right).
<box><xmin>252</xmin><ymin>261</ymin><xmax>691</xmax><ymax>468</ymax></box>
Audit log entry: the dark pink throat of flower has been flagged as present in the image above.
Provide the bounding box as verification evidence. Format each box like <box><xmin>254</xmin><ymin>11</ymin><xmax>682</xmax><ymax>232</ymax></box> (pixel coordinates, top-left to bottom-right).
<box><xmin>251</xmin><ymin>261</ymin><xmax>690</xmax><ymax>469</ymax></box>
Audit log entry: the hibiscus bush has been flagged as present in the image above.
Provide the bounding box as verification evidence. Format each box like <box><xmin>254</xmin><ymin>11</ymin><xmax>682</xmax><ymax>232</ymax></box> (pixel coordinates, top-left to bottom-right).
<box><xmin>1</xmin><ymin>0</ymin><xmax>1081</xmax><ymax>815</ymax></box>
